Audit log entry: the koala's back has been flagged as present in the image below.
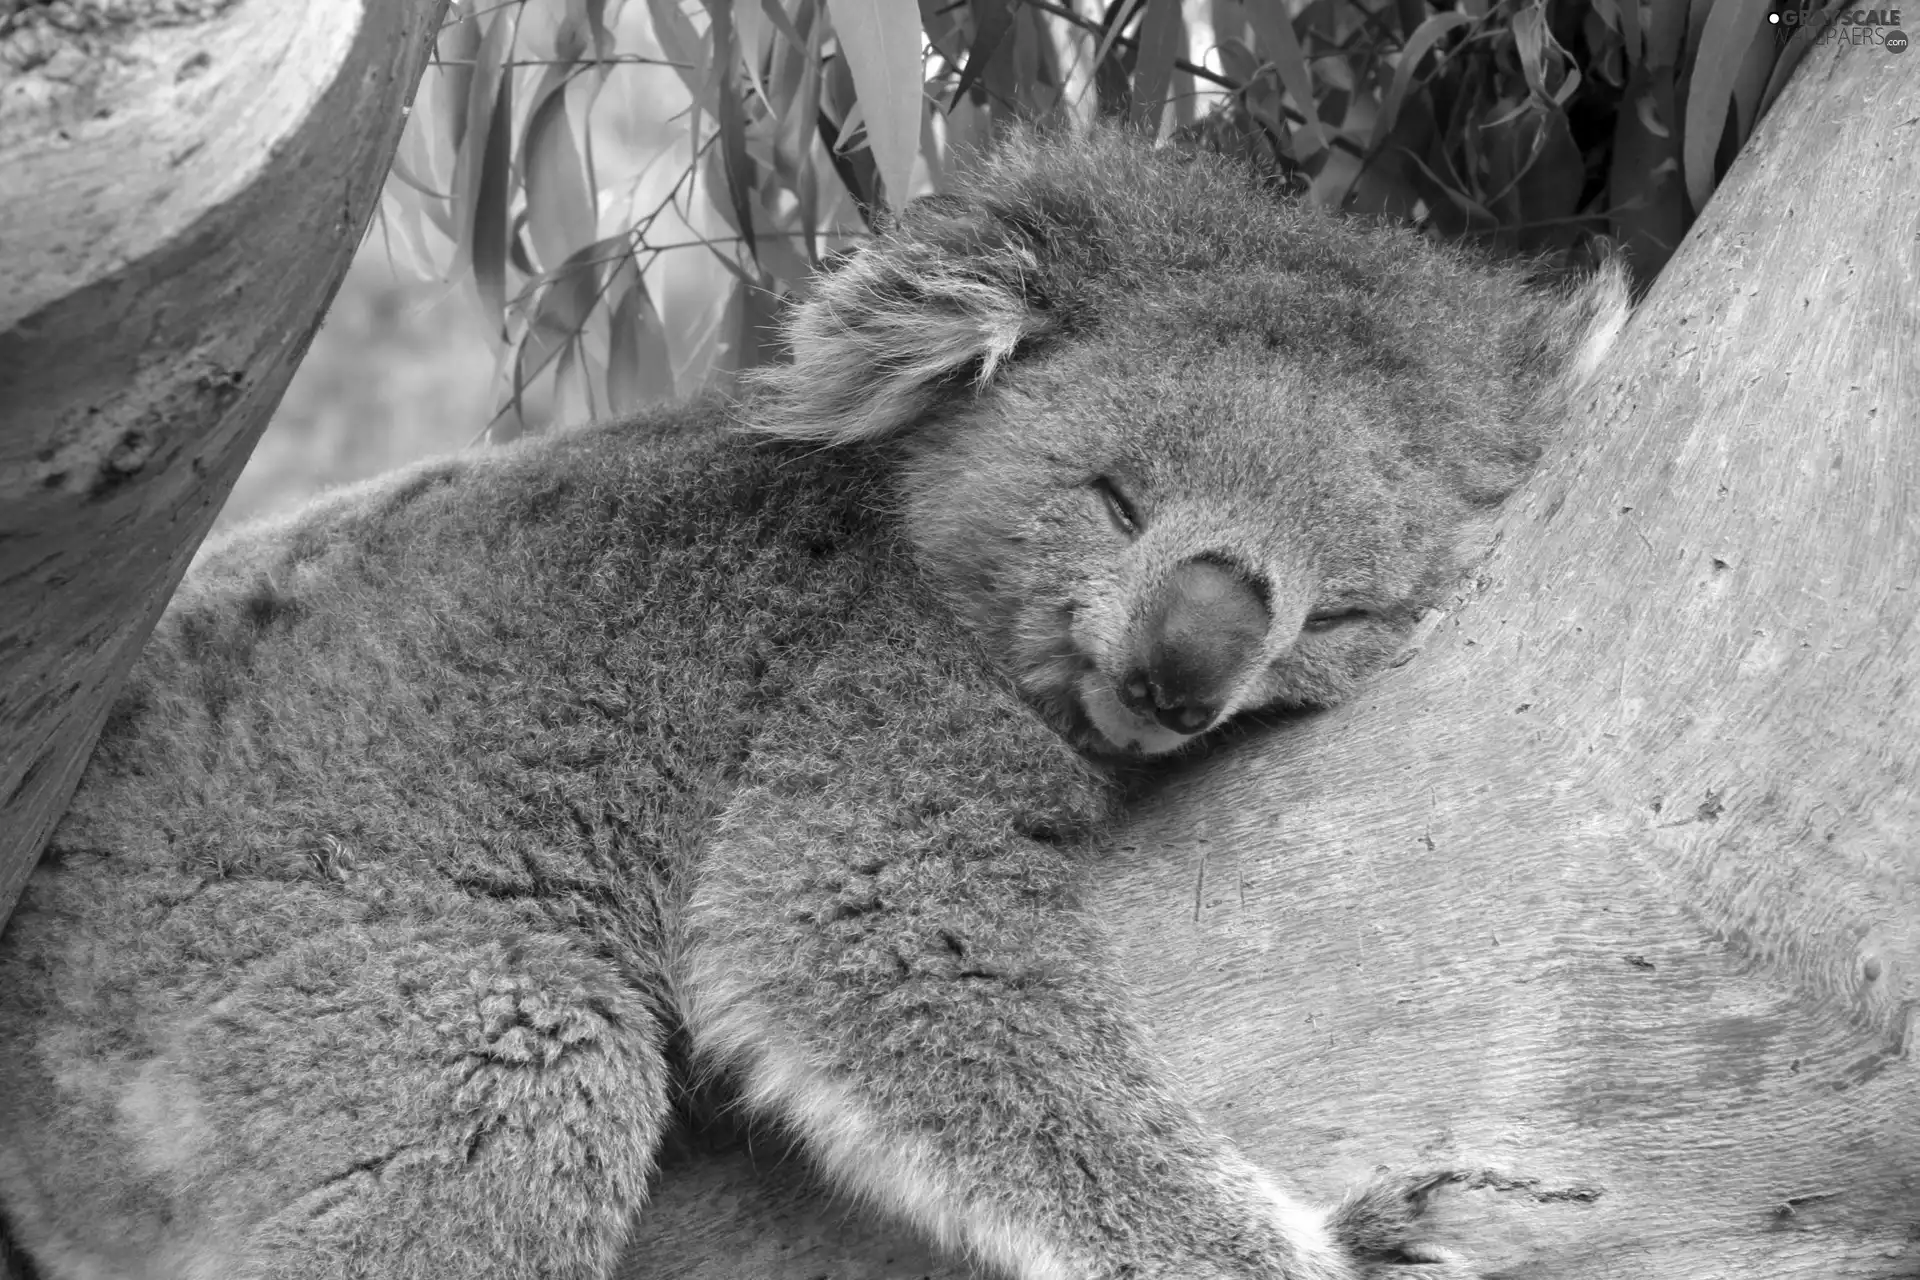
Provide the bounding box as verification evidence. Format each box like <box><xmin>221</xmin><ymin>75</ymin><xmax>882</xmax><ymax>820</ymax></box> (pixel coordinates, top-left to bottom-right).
<box><xmin>14</xmin><ymin>403</ymin><xmax>923</xmax><ymax>972</ymax></box>
<box><xmin>0</xmin><ymin>406</ymin><xmax>958</xmax><ymax>1263</ymax></box>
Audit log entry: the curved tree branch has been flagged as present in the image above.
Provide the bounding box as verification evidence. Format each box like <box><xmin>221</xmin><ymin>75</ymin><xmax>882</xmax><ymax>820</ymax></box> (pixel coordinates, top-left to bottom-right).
<box><xmin>0</xmin><ymin>0</ymin><xmax>448</xmax><ymax>918</ymax></box>
<box><xmin>1113</xmin><ymin>39</ymin><xmax>1917</xmax><ymax>1276</ymax></box>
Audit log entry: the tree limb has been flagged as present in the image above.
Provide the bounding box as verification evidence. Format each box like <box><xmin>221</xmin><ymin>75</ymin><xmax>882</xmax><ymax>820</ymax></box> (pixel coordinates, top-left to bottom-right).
<box><xmin>0</xmin><ymin>0</ymin><xmax>449</xmax><ymax>919</ymax></box>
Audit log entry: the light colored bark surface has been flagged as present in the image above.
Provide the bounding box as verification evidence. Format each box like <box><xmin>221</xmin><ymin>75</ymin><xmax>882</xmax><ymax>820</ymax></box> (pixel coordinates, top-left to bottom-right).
<box><xmin>618</xmin><ymin>36</ymin><xmax>1918</xmax><ymax>1280</ymax></box>
<box><xmin>0</xmin><ymin>0</ymin><xmax>447</xmax><ymax>922</ymax></box>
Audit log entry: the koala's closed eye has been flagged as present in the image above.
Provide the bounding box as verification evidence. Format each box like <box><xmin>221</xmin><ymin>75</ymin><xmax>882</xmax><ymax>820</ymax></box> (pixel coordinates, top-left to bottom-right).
<box><xmin>1091</xmin><ymin>476</ymin><xmax>1143</xmax><ymax>538</ymax></box>
<box><xmin>1303</xmin><ymin>608</ymin><xmax>1371</xmax><ymax>632</ymax></box>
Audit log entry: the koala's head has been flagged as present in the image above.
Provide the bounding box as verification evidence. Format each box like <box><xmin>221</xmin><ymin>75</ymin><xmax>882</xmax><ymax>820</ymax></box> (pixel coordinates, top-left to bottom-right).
<box><xmin>753</xmin><ymin>129</ymin><xmax>1625</xmax><ymax>758</ymax></box>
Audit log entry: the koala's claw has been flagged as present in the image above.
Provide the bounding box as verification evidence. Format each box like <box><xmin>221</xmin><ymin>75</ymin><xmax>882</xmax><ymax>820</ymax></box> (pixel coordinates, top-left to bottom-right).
<box><xmin>1328</xmin><ymin>1171</ymin><xmax>1481</xmax><ymax>1279</ymax></box>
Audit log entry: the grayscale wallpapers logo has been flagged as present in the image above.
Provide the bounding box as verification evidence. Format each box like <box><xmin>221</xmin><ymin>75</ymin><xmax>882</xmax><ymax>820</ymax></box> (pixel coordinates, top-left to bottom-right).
<box><xmin>1772</xmin><ymin>6</ymin><xmax>1909</xmax><ymax>52</ymax></box>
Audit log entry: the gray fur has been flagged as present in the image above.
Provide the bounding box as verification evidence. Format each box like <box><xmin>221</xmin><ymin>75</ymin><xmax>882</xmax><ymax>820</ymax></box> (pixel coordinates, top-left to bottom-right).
<box><xmin>0</xmin><ymin>127</ymin><xmax>1627</xmax><ymax>1279</ymax></box>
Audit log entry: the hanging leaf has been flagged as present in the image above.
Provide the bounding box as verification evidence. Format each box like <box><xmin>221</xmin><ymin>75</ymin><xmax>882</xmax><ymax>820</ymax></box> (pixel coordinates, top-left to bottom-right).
<box><xmin>1093</xmin><ymin>0</ymin><xmax>1146</xmax><ymax>71</ymax></box>
<box><xmin>515</xmin><ymin>236</ymin><xmax>620</xmax><ymax>412</ymax></box>
<box><xmin>457</xmin><ymin>8</ymin><xmax>518</xmax><ymax>345</ymax></box>
<box><xmin>1370</xmin><ymin>12</ymin><xmax>1471</xmax><ymax>151</ymax></box>
<box><xmin>607</xmin><ymin>255</ymin><xmax>678</xmax><ymax>412</ymax></box>
<box><xmin>771</xmin><ymin>0</ymin><xmax>821</xmax><ymax>160</ymax></box>
<box><xmin>771</xmin><ymin>0</ymin><xmax>823</xmax><ymax>264</ymax></box>
<box><xmin>436</xmin><ymin>2</ymin><xmax>482</xmax><ymax>158</ymax></box>
<box><xmin>760</xmin><ymin>0</ymin><xmax>805</xmax><ymax>49</ymax></box>
<box><xmin>387</xmin><ymin>142</ymin><xmax>458</xmax><ymax>258</ymax></box>
<box><xmin>1129</xmin><ymin>0</ymin><xmax>1182</xmax><ymax>133</ymax></box>
<box><xmin>1682</xmin><ymin>0</ymin><xmax>1771</xmax><ymax>215</ymax></box>
<box><xmin>554</xmin><ymin>0</ymin><xmax>619</xmax><ymax>136</ymax></box>
<box><xmin>736</xmin><ymin>0</ymin><xmax>775</xmax><ymax>108</ymax></box>
<box><xmin>819</xmin><ymin>52</ymin><xmax>881</xmax><ymax>224</ymax></box>
<box><xmin>704</xmin><ymin>0</ymin><xmax>761</xmax><ymax>260</ymax></box>
<box><xmin>648</xmin><ymin>0</ymin><xmax>716</xmax><ymax>105</ymax></box>
<box><xmin>702</xmin><ymin>143</ymin><xmax>753</xmax><ymax>247</ymax></box>
<box><xmin>389</xmin><ymin>147</ymin><xmax>454</xmax><ymax>203</ymax></box>
<box><xmin>770</xmin><ymin>0</ymin><xmax>808</xmax><ymax>110</ymax></box>
<box><xmin>470</xmin><ymin>91</ymin><xmax>514</xmax><ymax>340</ymax></box>
<box><xmin>393</xmin><ymin>63</ymin><xmax>457</xmax><ymax>243</ymax></box>
<box><xmin>523</xmin><ymin>70</ymin><xmax>599</xmax><ymax>273</ymax></box>
<box><xmin>824</xmin><ymin>0</ymin><xmax>923</xmax><ymax>209</ymax></box>
<box><xmin>1512</xmin><ymin>6</ymin><xmax>1580</xmax><ymax>108</ymax></box>
<box><xmin>953</xmin><ymin>0</ymin><xmax>1015</xmax><ymax>109</ymax></box>
<box><xmin>1244</xmin><ymin>2</ymin><xmax>1329</xmax><ymax>156</ymax></box>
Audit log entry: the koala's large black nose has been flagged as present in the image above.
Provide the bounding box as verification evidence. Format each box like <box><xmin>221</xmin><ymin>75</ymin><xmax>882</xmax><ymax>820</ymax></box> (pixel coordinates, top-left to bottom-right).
<box><xmin>1120</xmin><ymin>558</ymin><xmax>1270</xmax><ymax>735</ymax></box>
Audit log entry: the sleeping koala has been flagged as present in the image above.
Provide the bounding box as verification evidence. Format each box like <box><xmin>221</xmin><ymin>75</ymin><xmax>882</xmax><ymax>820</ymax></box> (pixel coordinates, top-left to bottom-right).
<box><xmin>0</xmin><ymin>128</ymin><xmax>1626</xmax><ymax>1280</ymax></box>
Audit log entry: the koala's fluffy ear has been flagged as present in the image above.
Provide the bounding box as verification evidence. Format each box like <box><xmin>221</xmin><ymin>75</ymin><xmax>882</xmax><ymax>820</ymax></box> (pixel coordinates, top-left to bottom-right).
<box><xmin>748</xmin><ymin>195</ymin><xmax>1073</xmax><ymax>444</ymax></box>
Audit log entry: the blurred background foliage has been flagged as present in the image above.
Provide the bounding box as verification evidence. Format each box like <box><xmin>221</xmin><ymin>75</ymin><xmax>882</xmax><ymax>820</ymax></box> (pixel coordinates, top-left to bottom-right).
<box><xmin>230</xmin><ymin>0</ymin><xmax>1832</xmax><ymax>528</ymax></box>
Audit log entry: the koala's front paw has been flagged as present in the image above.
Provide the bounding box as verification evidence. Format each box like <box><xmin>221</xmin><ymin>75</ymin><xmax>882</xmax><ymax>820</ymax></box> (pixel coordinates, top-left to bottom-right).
<box><xmin>1327</xmin><ymin>1171</ymin><xmax>1480</xmax><ymax>1280</ymax></box>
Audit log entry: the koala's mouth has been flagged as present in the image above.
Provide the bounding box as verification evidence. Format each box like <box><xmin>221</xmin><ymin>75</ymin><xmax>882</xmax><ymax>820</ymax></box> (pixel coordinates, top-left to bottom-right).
<box><xmin>1017</xmin><ymin>606</ymin><xmax>1211</xmax><ymax>759</ymax></box>
<box><xmin>1073</xmin><ymin>676</ymin><xmax>1208</xmax><ymax>758</ymax></box>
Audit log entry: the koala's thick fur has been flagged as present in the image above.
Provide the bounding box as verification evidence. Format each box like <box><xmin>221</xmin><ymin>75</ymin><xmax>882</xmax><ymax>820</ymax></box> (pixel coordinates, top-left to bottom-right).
<box><xmin>0</xmin><ymin>129</ymin><xmax>1627</xmax><ymax>1280</ymax></box>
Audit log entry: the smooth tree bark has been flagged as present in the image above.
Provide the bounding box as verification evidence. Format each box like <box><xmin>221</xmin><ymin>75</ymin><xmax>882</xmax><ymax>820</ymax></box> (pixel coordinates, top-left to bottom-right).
<box><xmin>618</xmin><ymin>35</ymin><xmax>1919</xmax><ymax>1280</ymax></box>
<box><xmin>0</xmin><ymin>0</ymin><xmax>446</xmax><ymax>922</ymax></box>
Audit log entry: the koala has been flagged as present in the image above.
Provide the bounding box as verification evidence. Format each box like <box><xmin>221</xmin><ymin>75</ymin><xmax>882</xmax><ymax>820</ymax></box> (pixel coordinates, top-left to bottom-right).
<box><xmin>0</xmin><ymin>128</ymin><xmax>1626</xmax><ymax>1280</ymax></box>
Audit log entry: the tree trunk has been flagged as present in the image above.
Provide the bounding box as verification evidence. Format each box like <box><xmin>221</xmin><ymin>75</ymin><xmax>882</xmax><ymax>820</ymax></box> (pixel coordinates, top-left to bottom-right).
<box><xmin>0</xmin><ymin>0</ymin><xmax>447</xmax><ymax>922</ymax></box>
<box><xmin>618</xmin><ymin>36</ymin><xmax>1920</xmax><ymax>1280</ymax></box>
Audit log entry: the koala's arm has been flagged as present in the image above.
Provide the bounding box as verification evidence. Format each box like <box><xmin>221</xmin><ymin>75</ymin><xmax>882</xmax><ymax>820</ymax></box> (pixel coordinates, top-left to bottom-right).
<box><xmin>683</xmin><ymin>625</ymin><xmax>1366</xmax><ymax>1280</ymax></box>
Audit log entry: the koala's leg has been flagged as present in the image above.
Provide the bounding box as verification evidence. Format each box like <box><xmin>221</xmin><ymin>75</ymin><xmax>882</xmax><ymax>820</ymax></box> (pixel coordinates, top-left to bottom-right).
<box><xmin>682</xmin><ymin>651</ymin><xmax>1464</xmax><ymax>1280</ymax></box>
<box><xmin>0</xmin><ymin>864</ymin><xmax>668</xmax><ymax>1280</ymax></box>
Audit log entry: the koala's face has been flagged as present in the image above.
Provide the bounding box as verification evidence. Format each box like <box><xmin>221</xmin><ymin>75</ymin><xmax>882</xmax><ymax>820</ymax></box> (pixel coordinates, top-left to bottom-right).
<box><xmin>895</xmin><ymin>285</ymin><xmax>1464</xmax><ymax>758</ymax></box>
<box><xmin>753</xmin><ymin>132</ymin><xmax>1581</xmax><ymax>758</ymax></box>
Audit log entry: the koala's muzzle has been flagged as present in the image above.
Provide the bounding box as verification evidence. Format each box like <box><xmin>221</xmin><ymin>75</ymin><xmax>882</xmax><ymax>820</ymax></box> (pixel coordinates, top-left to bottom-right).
<box><xmin>1120</xmin><ymin>558</ymin><xmax>1269</xmax><ymax>735</ymax></box>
